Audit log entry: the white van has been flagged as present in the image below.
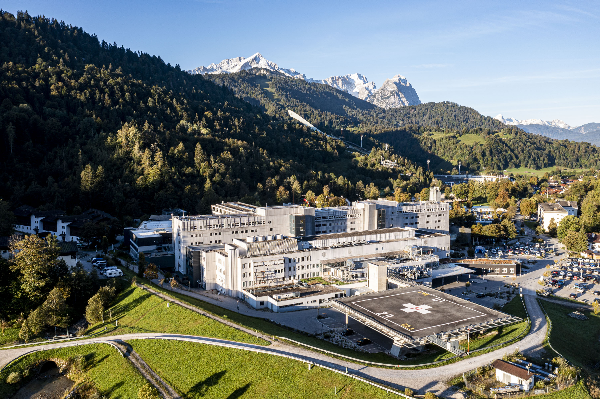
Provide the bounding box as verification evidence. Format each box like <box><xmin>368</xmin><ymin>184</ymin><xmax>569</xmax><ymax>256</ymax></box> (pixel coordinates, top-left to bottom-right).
<box><xmin>105</xmin><ymin>269</ymin><xmax>123</xmax><ymax>278</ymax></box>
<box><xmin>101</xmin><ymin>266</ymin><xmax>118</xmax><ymax>275</ymax></box>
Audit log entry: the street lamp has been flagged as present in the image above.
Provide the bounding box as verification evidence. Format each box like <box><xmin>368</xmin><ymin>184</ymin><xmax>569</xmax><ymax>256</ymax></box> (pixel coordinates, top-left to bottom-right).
<box><xmin>458</xmin><ymin>161</ymin><xmax>462</xmax><ymax>175</ymax></box>
<box><xmin>427</xmin><ymin>159</ymin><xmax>430</xmax><ymax>171</ymax></box>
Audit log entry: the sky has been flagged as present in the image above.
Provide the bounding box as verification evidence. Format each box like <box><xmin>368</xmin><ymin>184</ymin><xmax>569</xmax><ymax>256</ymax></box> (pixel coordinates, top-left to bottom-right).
<box><xmin>5</xmin><ymin>0</ymin><xmax>600</xmax><ymax>126</ymax></box>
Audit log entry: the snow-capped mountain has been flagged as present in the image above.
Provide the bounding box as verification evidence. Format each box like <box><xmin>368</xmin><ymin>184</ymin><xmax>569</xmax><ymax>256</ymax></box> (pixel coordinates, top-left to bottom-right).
<box><xmin>189</xmin><ymin>52</ymin><xmax>308</xmax><ymax>80</ymax></box>
<box><xmin>368</xmin><ymin>75</ymin><xmax>421</xmax><ymax>108</ymax></box>
<box><xmin>189</xmin><ymin>53</ymin><xmax>421</xmax><ymax>108</ymax></box>
<box><xmin>494</xmin><ymin>114</ymin><xmax>600</xmax><ymax>146</ymax></box>
<box><xmin>321</xmin><ymin>73</ymin><xmax>376</xmax><ymax>100</ymax></box>
<box><xmin>495</xmin><ymin>115</ymin><xmax>572</xmax><ymax>129</ymax></box>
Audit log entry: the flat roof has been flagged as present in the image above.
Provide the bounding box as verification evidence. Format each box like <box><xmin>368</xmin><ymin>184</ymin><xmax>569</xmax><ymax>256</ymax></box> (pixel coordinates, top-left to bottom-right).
<box><xmin>337</xmin><ymin>286</ymin><xmax>508</xmax><ymax>339</ymax></box>
<box><xmin>314</xmin><ymin>227</ymin><xmax>409</xmax><ymax>240</ymax></box>
<box><xmin>246</xmin><ymin>284</ymin><xmax>342</xmax><ymax>300</ymax></box>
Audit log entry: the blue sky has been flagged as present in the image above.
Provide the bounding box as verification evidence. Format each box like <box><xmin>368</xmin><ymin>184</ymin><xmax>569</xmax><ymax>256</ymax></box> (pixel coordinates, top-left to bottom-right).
<box><xmin>5</xmin><ymin>0</ymin><xmax>599</xmax><ymax>126</ymax></box>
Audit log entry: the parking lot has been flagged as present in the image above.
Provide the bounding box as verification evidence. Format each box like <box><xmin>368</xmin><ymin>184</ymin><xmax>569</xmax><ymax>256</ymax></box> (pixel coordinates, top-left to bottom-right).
<box><xmin>540</xmin><ymin>258</ymin><xmax>600</xmax><ymax>305</ymax></box>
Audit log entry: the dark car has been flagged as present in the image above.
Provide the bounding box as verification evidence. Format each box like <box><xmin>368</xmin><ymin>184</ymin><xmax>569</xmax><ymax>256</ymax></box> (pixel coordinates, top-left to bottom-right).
<box><xmin>593</xmin><ymin>291</ymin><xmax>600</xmax><ymax>296</ymax></box>
<box><xmin>357</xmin><ymin>338</ymin><xmax>371</xmax><ymax>346</ymax></box>
<box><xmin>476</xmin><ymin>293</ymin><xmax>485</xmax><ymax>298</ymax></box>
<box><xmin>342</xmin><ymin>328</ymin><xmax>354</xmax><ymax>336</ymax></box>
<box><xmin>569</xmin><ymin>293</ymin><xmax>577</xmax><ymax>299</ymax></box>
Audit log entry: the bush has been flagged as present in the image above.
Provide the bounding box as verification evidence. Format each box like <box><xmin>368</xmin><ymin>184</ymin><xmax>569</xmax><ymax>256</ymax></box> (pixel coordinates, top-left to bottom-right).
<box><xmin>424</xmin><ymin>392</ymin><xmax>439</xmax><ymax>399</ymax></box>
<box><xmin>6</xmin><ymin>371</ymin><xmax>22</xmax><ymax>384</ymax></box>
<box><xmin>404</xmin><ymin>387</ymin><xmax>414</xmax><ymax>397</ymax></box>
<box><xmin>138</xmin><ymin>382</ymin><xmax>160</xmax><ymax>399</ymax></box>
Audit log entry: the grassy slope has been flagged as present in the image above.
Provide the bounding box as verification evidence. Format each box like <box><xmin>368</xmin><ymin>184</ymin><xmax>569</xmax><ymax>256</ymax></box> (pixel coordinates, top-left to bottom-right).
<box><xmin>135</xmin><ymin>278</ymin><xmax>529</xmax><ymax>367</ymax></box>
<box><xmin>0</xmin><ymin>327</ymin><xmax>20</xmax><ymax>348</ymax></box>
<box><xmin>458</xmin><ymin>134</ymin><xmax>486</xmax><ymax>145</ymax></box>
<box><xmin>533</xmin><ymin>381</ymin><xmax>592</xmax><ymax>399</ymax></box>
<box><xmin>505</xmin><ymin>166</ymin><xmax>587</xmax><ymax>177</ymax></box>
<box><xmin>542</xmin><ymin>300</ymin><xmax>600</xmax><ymax>369</ymax></box>
<box><xmin>128</xmin><ymin>339</ymin><xmax>398</xmax><ymax>399</ymax></box>
<box><xmin>0</xmin><ymin>343</ymin><xmax>146</xmax><ymax>398</ymax></box>
<box><xmin>88</xmin><ymin>284</ymin><xmax>266</xmax><ymax>345</ymax></box>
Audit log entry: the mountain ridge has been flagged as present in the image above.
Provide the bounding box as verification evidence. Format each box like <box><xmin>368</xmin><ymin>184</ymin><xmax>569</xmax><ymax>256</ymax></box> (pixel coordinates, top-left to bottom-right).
<box><xmin>495</xmin><ymin>114</ymin><xmax>600</xmax><ymax>146</ymax></box>
<box><xmin>189</xmin><ymin>53</ymin><xmax>421</xmax><ymax>108</ymax></box>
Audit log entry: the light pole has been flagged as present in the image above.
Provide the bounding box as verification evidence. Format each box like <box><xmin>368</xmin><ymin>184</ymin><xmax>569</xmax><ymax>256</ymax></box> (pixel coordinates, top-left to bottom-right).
<box><xmin>458</xmin><ymin>161</ymin><xmax>462</xmax><ymax>175</ymax></box>
<box><xmin>427</xmin><ymin>159</ymin><xmax>430</xmax><ymax>171</ymax></box>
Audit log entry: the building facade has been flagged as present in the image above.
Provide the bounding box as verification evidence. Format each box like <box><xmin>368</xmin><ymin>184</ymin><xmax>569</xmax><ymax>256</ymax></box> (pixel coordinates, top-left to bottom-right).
<box><xmin>173</xmin><ymin>199</ymin><xmax>450</xmax><ymax>276</ymax></box>
<box><xmin>538</xmin><ymin>201</ymin><xmax>578</xmax><ymax>232</ymax></box>
<box><xmin>186</xmin><ymin>227</ymin><xmax>450</xmax><ymax>300</ymax></box>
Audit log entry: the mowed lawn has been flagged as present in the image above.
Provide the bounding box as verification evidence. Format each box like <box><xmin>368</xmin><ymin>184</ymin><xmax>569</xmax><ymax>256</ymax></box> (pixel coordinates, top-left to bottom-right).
<box><xmin>87</xmin><ymin>285</ymin><xmax>266</xmax><ymax>345</ymax></box>
<box><xmin>128</xmin><ymin>339</ymin><xmax>399</xmax><ymax>399</ymax></box>
<box><xmin>505</xmin><ymin>166</ymin><xmax>587</xmax><ymax>177</ymax></box>
<box><xmin>0</xmin><ymin>343</ymin><xmax>146</xmax><ymax>398</ymax></box>
<box><xmin>542</xmin><ymin>300</ymin><xmax>600</xmax><ymax>369</ymax></box>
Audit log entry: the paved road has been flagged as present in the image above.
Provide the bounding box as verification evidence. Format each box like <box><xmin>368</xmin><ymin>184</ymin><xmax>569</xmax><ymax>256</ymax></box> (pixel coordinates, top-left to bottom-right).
<box><xmin>0</xmin><ymin>292</ymin><xmax>548</xmax><ymax>397</ymax></box>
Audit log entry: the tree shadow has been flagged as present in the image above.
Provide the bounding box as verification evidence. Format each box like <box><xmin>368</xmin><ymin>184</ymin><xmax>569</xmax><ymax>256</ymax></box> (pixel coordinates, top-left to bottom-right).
<box><xmin>226</xmin><ymin>383</ymin><xmax>251</xmax><ymax>399</ymax></box>
<box><xmin>110</xmin><ymin>292</ymin><xmax>152</xmax><ymax>316</ymax></box>
<box><xmin>187</xmin><ymin>370</ymin><xmax>227</xmax><ymax>397</ymax></box>
<box><xmin>89</xmin><ymin>354</ymin><xmax>109</xmax><ymax>369</ymax></box>
<box><xmin>103</xmin><ymin>381</ymin><xmax>124</xmax><ymax>398</ymax></box>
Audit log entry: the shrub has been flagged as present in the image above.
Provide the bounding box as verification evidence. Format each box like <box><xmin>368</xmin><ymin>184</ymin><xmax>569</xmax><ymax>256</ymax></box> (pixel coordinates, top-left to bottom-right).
<box><xmin>424</xmin><ymin>392</ymin><xmax>439</xmax><ymax>399</ymax></box>
<box><xmin>138</xmin><ymin>383</ymin><xmax>160</xmax><ymax>399</ymax></box>
<box><xmin>404</xmin><ymin>387</ymin><xmax>414</xmax><ymax>397</ymax></box>
<box><xmin>6</xmin><ymin>371</ymin><xmax>22</xmax><ymax>384</ymax></box>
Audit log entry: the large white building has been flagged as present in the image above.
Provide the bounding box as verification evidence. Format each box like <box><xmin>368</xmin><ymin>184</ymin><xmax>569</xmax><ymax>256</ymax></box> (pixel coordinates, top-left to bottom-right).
<box><xmin>173</xmin><ymin>198</ymin><xmax>449</xmax><ymax>276</ymax></box>
<box><xmin>185</xmin><ymin>227</ymin><xmax>450</xmax><ymax>302</ymax></box>
<box><xmin>537</xmin><ymin>201</ymin><xmax>578</xmax><ymax>232</ymax></box>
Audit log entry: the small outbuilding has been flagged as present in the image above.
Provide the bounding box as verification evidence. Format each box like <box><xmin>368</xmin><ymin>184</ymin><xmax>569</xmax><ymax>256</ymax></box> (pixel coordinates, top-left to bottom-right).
<box><xmin>492</xmin><ymin>359</ymin><xmax>535</xmax><ymax>391</ymax></box>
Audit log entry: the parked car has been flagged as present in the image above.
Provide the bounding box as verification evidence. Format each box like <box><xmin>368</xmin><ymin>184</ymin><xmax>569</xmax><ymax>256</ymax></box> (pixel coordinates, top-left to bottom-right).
<box><xmin>569</xmin><ymin>293</ymin><xmax>577</xmax><ymax>299</ymax></box>
<box><xmin>342</xmin><ymin>328</ymin><xmax>354</xmax><ymax>336</ymax></box>
<box><xmin>357</xmin><ymin>338</ymin><xmax>371</xmax><ymax>346</ymax></box>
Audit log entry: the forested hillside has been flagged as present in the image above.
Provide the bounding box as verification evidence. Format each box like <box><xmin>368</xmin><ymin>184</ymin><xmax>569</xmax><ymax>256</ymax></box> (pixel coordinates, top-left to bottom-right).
<box><xmin>0</xmin><ymin>11</ymin><xmax>430</xmax><ymax>217</ymax></box>
<box><xmin>205</xmin><ymin>69</ymin><xmax>600</xmax><ymax>173</ymax></box>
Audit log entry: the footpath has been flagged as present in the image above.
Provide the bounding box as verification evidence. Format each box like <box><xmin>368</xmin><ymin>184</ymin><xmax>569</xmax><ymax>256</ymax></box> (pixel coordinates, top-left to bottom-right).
<box><xmin>1</xmin><ymin>286</ymin><xmax>548</xmax><ymax>398</ymax></box>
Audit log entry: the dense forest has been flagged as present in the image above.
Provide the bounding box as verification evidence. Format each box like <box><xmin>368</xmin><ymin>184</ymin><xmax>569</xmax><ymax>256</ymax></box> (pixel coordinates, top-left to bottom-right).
<box><xmin>206</xmin><ymin>69</ymin><xmax>600</xmax><ymax>172</ymax></box>
<box><xmin>0</xmin><ymin>11</ymin><xmax>431</xmax><ymax>218</ymax></box>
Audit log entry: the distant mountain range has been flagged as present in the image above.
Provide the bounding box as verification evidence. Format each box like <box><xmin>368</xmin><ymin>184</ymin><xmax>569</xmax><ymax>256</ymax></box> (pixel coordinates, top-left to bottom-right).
<box><xmin>189</xmin><ymin>53</ymin><xmax>421</xmax><ymax>109</ymax></box>
<box><xmin>495</xmin><ymin>115</ymin><xmax>600</xmax><ymax>146</ymax></box>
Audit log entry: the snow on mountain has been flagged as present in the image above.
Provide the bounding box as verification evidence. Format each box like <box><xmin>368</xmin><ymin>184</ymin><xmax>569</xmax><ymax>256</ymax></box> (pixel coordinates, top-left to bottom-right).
<box><xmin>321</xmin><ymin>73</ymin><xmax>376</xmax><ymax>100</ymax></box>
<box><xmin>189</xmin><ymin>53</ymin><xmax>420</xmax><ymax>109</ymax></box>
<box><xmin>494</xmin><ymin>115</ymin><xmax>571</xmax><ymax>129</ymax></box>
<box><xmin>188</xmin><ymin>52</ymin><xmax>308</xmax><ymax>80</ymax></box>
<box><xmin>494</xmin><ymin>114</ymin><xmax>600</xmax><ymax>145</ymax></box>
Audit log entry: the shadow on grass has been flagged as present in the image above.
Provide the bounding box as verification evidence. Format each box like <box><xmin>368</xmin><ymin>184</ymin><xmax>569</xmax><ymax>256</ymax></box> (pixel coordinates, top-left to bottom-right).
<box><xmin>86</xmin><ymin>353</ymin><xmax>110</xmax><ymax>370</ymax></box>
<box><xmin>188</xmin><ymin>370</ymin><xmax>227</xmax><ymax>397</ymax></box>
<box><xmin>87</xmin><ymin>289</ymin><xmax>152</xmax><ymax>334</ymax></box>
<box><xmin>111</xmin><ymin>291</ymin><xmax>152</xmax><ymax>317</ymax></box>
<box><xmin>103</xmin><ymin>381</ymin><xmax>124</xmax><ymax>398</ymax></box>
<box><xmin>226</xmin><ymin>383</ymin><xmax>251</xmax><ymax>399</ymax></box>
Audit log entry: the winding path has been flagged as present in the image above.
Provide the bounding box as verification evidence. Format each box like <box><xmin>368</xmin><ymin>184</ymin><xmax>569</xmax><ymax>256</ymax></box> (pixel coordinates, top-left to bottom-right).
<box><xmin>0</xmin><ymin>293</ymin><xmax>547</xmax><ymax>397</ymax></box>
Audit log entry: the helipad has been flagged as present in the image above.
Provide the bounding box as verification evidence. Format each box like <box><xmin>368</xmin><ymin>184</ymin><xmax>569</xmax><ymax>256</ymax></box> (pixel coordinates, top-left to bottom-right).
<box><xmin>334</xmin><ymin>286</ymin><xmax>514</xmax><ymax>340</ymax></box>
